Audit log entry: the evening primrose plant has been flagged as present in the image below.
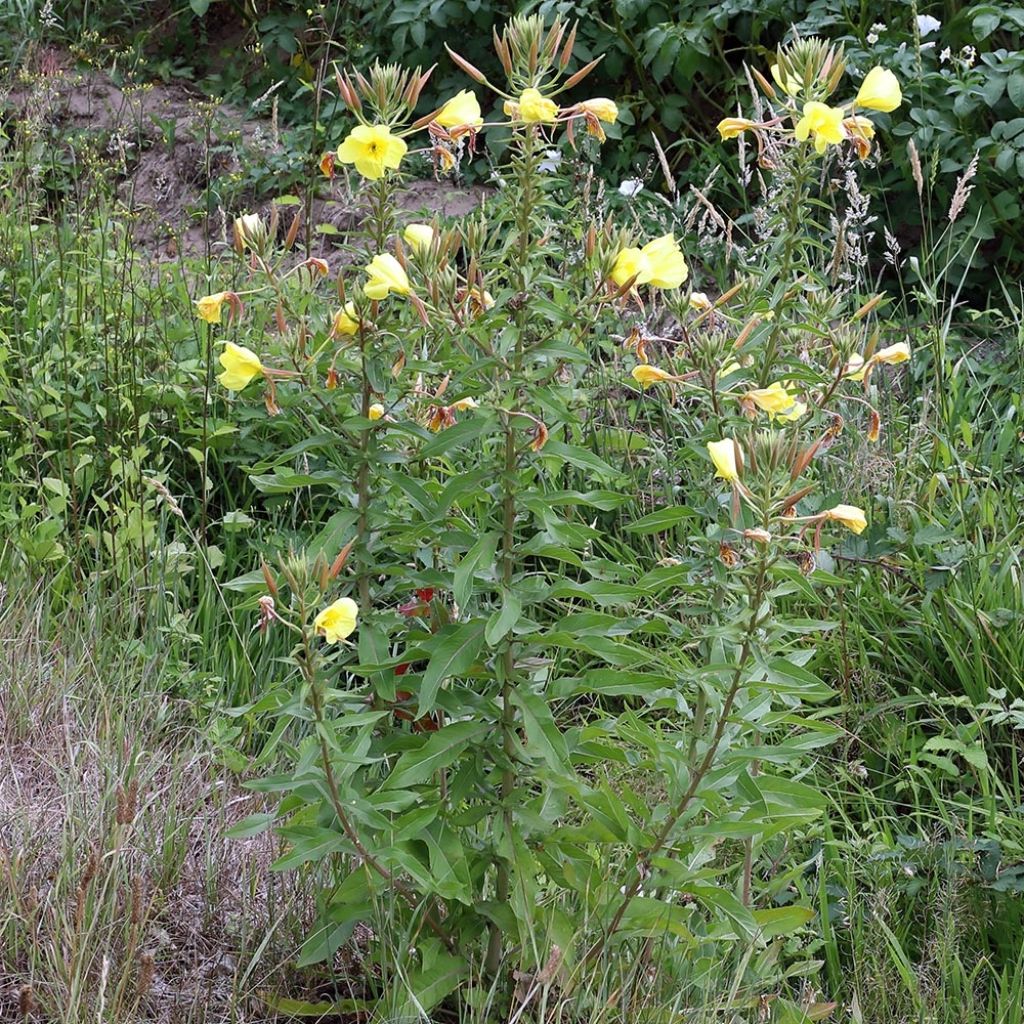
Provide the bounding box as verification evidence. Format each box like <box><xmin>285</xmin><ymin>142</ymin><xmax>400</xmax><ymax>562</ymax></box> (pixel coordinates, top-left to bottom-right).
<box><xmin>191</xmin><ymin>15</ymin><xmax>910</xmax><ymax>1016</ymax></box>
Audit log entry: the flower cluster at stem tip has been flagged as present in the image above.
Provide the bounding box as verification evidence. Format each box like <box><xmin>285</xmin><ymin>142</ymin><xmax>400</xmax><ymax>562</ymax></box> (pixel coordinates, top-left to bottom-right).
<box><xmin>717</xmin><ymin>48</ymin><xmax>902</xmax><ymax>159</ymax></box>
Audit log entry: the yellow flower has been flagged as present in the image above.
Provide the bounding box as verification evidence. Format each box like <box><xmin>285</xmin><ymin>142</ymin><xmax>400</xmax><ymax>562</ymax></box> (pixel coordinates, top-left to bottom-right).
<box><xmin>823</xmin><ymin>504</ymin><xmax>867</xmax><ymax>535</ymax></box>
<box><xmin>217</xmin><ymin>342</ymin><xmax>263</xmax><ymax>391</ymax></box>
<box><xmin>717</xmin><ymin>116</ymin><xmax>758</xmax><ymax>140</ymax></box>
<box><xmin>313</xmin><ymin>597</ymin><xmax>359</xmax><ymax>643</ymax></box>
<box><xmin>581</xmin><ymin>98</ymin><xmax>618</xmax><ymax>123</ymax></box>
<box><xmin>332</xmin><ymin>302</ymin><xmax>360</xmax><ymax>337</ymax></box>
<box><xmin>777</xmin><ymin>400</ymin><xmax>807</xmax><ymax>422</ymax></box>
<box><xmin>196</xmin><ymin>292</ymin><xmax>228</xmax><ymax>324</ymax></box>
<box><xmin>336</xmin><ymin>124</ymin><xmax>407</xmax><ymax>181</ymax></box>
<box><xmin>856</xmin><ymin>67</ymin><xmax>902</xmax><ymax>113</ymax></box>
<box><xmin>689</xmin><ymin>292</ymin><xmax>712</xmax><ymax>311</ymax></box>
<box><xmin>720</xmin><ymin>360</ymin><xmax>743</xmax><ymax>377</ymax></box>
<box><xmin>794</xmin><ymin>101</ymin><xmax>846</xmax><ymax>154</ymax></box>
<box><xmin>873</xmin><ymin>341</ymin><xmax>910</xmax><ymax>365</ymax></box>
<box><xmin>610</xmin><ymin>247</ymin><xmax>647</xmax><ymax>288</ymax></box>
<box><xmin>632</xmin><ymin>364</ymin><xmax>673</xmax><ymax>388</ymax></box>
<box><xmin>611</xmin><ymin>234</ymin><xmax>688</xmax><ymax>290</ymax></box>
<box><xmin>368</xmin><ymin>403</ymin><xmax>385</xmax><ymax>420</ymax></box>
<box><xmin>403</xmin><ymin>223</ymin><xmax>434</xmax><ymax>252</ymax></box>
<box><xmin>843</xmin><ymin>353</ymin><xmax>867</xmax><ymax>380</ymax></box>
<box><xmin>641</xmin><ymin>234</ymin><xmax>689</xmax><ymax>288</ymax></box>
<box><xmin>517</xmin><ymin>87</ymin><xmax>558</xmax><ymax>124</ymax></box>
<box><xmin>744</xmin><ymin>381</ymin><xmax>797</xmax><ymax>416</ymax></box>
<box><xmin>451</xmin><ymin>396</ymin><xmax>479</xmax><ymax>411</ymax></box>
<box><xmin>435</xmin><ymin>89</ymin><xmax>483</xmax><ymax>129</ymax></box>
<box><xmin>707</xmin><ymin>439</ymin><xmax>740</xmax><ymax>482</ymax></box>
<box><xmin>364</xmin><ymin>254</ymin><xmax>411</xmax><ymax>300</ymax></box>
<box><xmin>771</xmin><ymin>63</ymin><xmax>801</xmax><ymax>97</ymax></box>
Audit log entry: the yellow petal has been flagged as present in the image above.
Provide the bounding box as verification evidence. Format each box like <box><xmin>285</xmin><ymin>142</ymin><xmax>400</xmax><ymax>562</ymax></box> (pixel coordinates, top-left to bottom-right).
<box><xmin>824</xmin><ymin>504</ymin><xmax>867</xmax><ymax>535</ymax></box>
<box><xmin>436</xmin><ymin>89</ymin><xmax>483</xmax><ymax>129</ymax></box>
<box><xmin>217</xmin><ymin>342</ymin><xmax>263</xmax><ymax>391</ymax></box>
<box><xmin>364</xmin><ymin>253</ymin><xmax>411</xmax><ymax>300</ymax></box>
<box><xmin>196</xmin><ymin>292</ymin><xmax>226</xmax><ymax>324</ymax></box>
<box><xmin>707</xmin><ymin>439</ymin><xmax>740</xmax><ymax>481</ymax></box>
<box><xmin>639</xmin><ymin>234</ymin><xmax>688</xmax><ymax>288</ymax></box>
<box><xmin>403</xmin><ymin>223</ymin><xmax>435</xmax><ymax>252</ymax></box>
<box><xmin>313</xmin><ymin>597</ymin><xmax>359</xmax><ymax>642</ymax></box>
<box><xmin>856</xmin><ymin>67</ymin><xmax>902</xmax><ymax>113</ymax></box>
<box><xmin>632</xmin><ymin>365</ymin><xmax>673</xmax><ymax>388</ymax></box>
<box><xmin>518</xmin><ymin>88</ymin><xmax>558</xmax><ymax>124</ymax></box>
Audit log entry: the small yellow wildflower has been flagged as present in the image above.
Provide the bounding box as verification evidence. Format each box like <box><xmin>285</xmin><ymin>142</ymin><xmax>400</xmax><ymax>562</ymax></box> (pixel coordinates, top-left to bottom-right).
<box><xmin>689</xmin><ymin>292</ymin><xmax>713</xmax><ymax>311</ymax></box>
<box><xmin>451</xmin><ymin>397</ymin><xmax>479</xmax><ymax>411</ymax></box>
<box><xmin>332</xmin><ymin>302</ymin><xmax>360</xmax><ymax>337</ymax></box>
<box><xmin>368</xmin><ymin>403</ymin><xmax>385</xmax><ymax>421</ymax></box>
<box><xmin>631</xmin><ymin>365</ymin><xmax>673</xmax><ymax>388</ymax></box>
<box><xmin>794</xmin><ymin>101</ymin><xmax>846</xmax><ymax>154</ymax></box>
<box><xmin>217</xmin><ymin>342</ymin><xmax>263</xmax><ymax>391</ymax></box>
<box><xmin>777</xmin><ymin>400</ymin><xmax>807</xmax><ymax>422</ymax></box>
<box><xmin>873</xmin><ymin>342</ymin><xmax>910</xmax><ymax>365</ymax></box>
<box><xmin>196</xmin><ymin>292</ymin><xmax>228</xmax><ymax>324</ymax></box>
<box><xmin>364</xmin><ymin>254</ymin><xmax>411</xmax><ymax>300</ymax></box>
<box><xmin>581</xmin><ymin>98</ymin><xmax>618</xmax><ymax>123</ymax></box>
<box><xmin>314</xmin><ymin>597</ymin><xmax>359</xmax><ymax>642</ymax></box>
<box><xmin>856</xmin><ymin>67</ymin><xmax>902</xmax><ymax>112</ymax></box>
<box><xmin>517</xmin><ymin>87</ymin><xmax>558</xmax><ymax>123</ymax></box>
<box><xmin>707</xmin><ymin>439</ymin><xmax>740</xmax><ymax>482</ymax></box>
<box><xmin>337</xmin><ymin>124</ymin><xmax>407</xmax><ymax>181</ymax></box>
<box><xmin>717</xmin><ymin>117</ymin><xmax>758</xmax><ymax>140</ymax></box>
<box><xmin>403</xmin><ymin>223</ymin><xmax>435</xmax><ymax>252</ymax></box>
<box><xmin>823</xmin><ymin>504</ymin><xmax>867</xmax><ymax>535</ymax></box>
<box><xmin>771</xmin><ymin>63</ymin><xmax>801</xmax><ymax>97</ymax></box>
<box><xmin>435</xmin><ymin>89</ymin><xmax>483</xmax><ymax>129</ymax></box>
<box><xmin>610</xmin><ymin>234</ymin><xmax>688</xmax><ymax>290</ymax></box>
<box><xmin>744</xmin><ymin>381</ymin><xmax>796</xmax><ymax>417</ymax></box>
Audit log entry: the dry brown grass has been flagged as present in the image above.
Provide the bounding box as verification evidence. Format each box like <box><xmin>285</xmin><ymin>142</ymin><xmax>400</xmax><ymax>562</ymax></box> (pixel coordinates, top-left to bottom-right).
<box><xmin>0</xmin><ymin>578</ymin><xmax>316</xmax><ymax>1022</ymax></box>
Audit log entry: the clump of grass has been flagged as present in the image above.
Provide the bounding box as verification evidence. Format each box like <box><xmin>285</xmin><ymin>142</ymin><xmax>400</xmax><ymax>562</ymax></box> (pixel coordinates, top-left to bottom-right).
<box><xmin>0</xmin><ymin>571</ymin><xmax>313</xmax><ymax>1022</ymax></box>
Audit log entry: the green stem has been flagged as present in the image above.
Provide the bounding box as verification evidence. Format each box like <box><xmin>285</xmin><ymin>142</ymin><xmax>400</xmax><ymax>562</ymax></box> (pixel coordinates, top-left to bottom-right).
<box><xmin>486</xmin><ymin>125</ymin><xmax>539</xmax><ymax>978</ymax></box>
<box><xmin>759</xmin><ymin>154</ymin><xmax>810</xmax><ymax>386</ymax></box>
<box><xmin>584</xmin><ymin>553</ymin><xmax>772</xmax><ymax>963</ymax></box>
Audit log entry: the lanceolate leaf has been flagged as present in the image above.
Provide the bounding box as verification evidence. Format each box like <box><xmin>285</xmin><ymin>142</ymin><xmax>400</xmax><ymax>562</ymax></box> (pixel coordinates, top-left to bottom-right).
<box><xmin>382</xmin><ymin>719</ymin><xmax>488</xmax><ymax>790</ymax></box>
<box><xmin>417</xmin><ymin>619</ymin><xmax>487</xmax><ymax>714</ymax></box>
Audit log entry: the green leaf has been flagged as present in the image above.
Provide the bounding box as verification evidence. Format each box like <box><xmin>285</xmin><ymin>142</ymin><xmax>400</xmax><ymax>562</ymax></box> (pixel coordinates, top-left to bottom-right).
<box><xmin>382</xmin><ymin>719</ymin><xmax>488</xmax><ymax>790</ymax></box>
<box><xmin>511</xmin><ymin>685</ymin><xmax>569</xmax><ymax>770</ymax></box>
<box><xmin>485</xmin><ymin>588</ymin><xmax>521</xmax><ymax>645</ymax></box>
<box><xmin>753</xmin><ymin>905</ymin><xmax>815</xmax><ymax>939</ymax></box>
<box><xmin>626</xmin><ymin>505</ymin><xmax>695</xmax><ymax>534</ymax></box>
<box><xmin>540</xmin><ymin>440</ymin><xmax>621</xmax><ymax>481</ymax></box>
<box><xmin>417</xmin><ymin>620</ymin><xmax>487</xmax><ymax>715</ymax></box>
<box><xmin>454</xmin><ymin>531</ymin><xmax>499</xmax><ymax>610</ymax></box>
<box><xmin>225</xmin><ymin>812</ymin><xmax>277</xmax><ymax>839</ymax></box>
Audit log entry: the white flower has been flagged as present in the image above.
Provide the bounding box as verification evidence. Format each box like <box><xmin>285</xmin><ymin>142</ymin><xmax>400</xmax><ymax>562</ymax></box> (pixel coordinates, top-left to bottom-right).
<box><xmin>870</xmin><ymin>21</ymin><xmax>886</xmax><ymax>32</ymax></box>
<box><xmin>916</xmin><ymin>14</ymin><xmax>941</xmax><ymax>35</ymax></box>
<box><xmin>940</xmin><ymin>46</ymin><xmax>951</xmax><ymax>62</ymax></box>
<box><xmin>618</xmin><ymin>177</ymin><xmax>643</xmax><ymax>198</ymax></box>
<box><xmin>961</xmin><ymin>45</ymin><xmax>977</xmax><ymax>67</ymax></box>
<box><xmin>920</xmin><ymin>41</ymin><xmax>936</xmax><ymax>51</ymax></box>
<box><xmin>538</xmin><ymin>148</ymin><xmax>561</xmax><ymax>173</ymax></box>
<box><xmin>867</xmin><ymin>31</ymin><xmax>879</xmax><ymax>44</ymax></box>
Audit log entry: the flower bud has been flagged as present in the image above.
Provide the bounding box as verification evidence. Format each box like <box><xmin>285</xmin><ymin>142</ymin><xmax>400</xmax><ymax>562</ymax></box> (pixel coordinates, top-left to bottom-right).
<box><xmin>233</xmin><ymin>213</ymin><xmax>268</xmax><ymax>255</ymax></box>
